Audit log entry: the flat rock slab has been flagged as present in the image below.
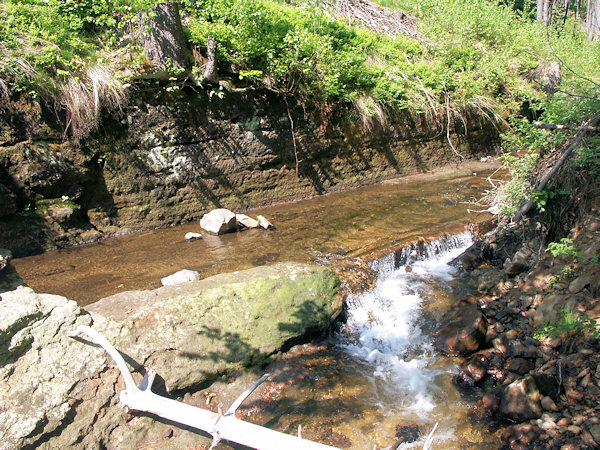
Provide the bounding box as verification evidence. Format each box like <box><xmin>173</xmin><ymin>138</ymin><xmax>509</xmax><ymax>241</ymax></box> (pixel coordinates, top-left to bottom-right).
<box><xmin>87</xmin><ymin>262</ymin><xmax>342</xmax><ymax>391</ymax></box>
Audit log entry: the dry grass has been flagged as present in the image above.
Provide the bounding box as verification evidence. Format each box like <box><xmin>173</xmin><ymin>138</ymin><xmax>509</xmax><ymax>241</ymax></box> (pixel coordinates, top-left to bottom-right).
<box><xmin>351</xmin><ymin>95</ymin><xmax>389</xmax><ymax>132</ymax></box>
<box><xmin>60</xmin><ymin>65</ymin><xmax>127</xmax><ymax>140</ymax></box>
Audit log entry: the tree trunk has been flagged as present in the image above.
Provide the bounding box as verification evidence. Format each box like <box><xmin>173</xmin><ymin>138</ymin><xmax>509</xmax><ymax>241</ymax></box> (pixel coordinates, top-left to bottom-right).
<box><xmin>140</xmin><ymin>2</ymin><xmax>191</xmax><ymax>70</ymax></box>
<box><xmin>203</xmin><ymin>35</ymin><xmax>219</xmax><ymax>84</ymax></box>
<box><xmin>587</xmin><ymin>0</ymin><xmax>600</xmax><ymax>39</ymax></box>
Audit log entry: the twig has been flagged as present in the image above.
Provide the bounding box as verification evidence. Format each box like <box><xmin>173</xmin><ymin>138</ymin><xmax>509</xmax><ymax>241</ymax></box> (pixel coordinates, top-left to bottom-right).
<box><xmin>422</xmin><ymin>422</ymin><xmax>439</xmax><ymax>450</ymax></box>
<box><xmin>534</xmin><ymin>121</ymin><xmax>600</xmax><ymax>132</ymax></box>
<box><xmin>284</xmin><ymin>95</ymin><xmax>300</xmax><ymax>178</ymax></box>
<box><xmin>444</xmin><ymin>87</ymin><xmax>464</xmax><ymax>162</ymax></box>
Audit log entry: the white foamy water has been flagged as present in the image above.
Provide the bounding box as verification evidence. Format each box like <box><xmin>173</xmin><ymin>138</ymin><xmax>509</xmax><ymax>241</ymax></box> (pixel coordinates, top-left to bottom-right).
<box><xmin>338</xmin><ymin>232</ymin><xmax>473</xmax><ymax>416</ymax></box>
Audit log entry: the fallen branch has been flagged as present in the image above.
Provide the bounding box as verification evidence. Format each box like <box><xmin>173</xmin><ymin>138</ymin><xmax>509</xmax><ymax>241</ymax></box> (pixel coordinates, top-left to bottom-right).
<box><xmin>533</xmin><ymin>121</ymin><xmax>600</xmax><ymax>132</ymax></box>
<box><xmin>70</xmin><ymin>326</ymin><xmax>337</xmax><ymax>450</ymax></box>
<box><xmin>513</xmin><ymin>112</ymin><xmax>600</xmax><ymax>224</ymax></box>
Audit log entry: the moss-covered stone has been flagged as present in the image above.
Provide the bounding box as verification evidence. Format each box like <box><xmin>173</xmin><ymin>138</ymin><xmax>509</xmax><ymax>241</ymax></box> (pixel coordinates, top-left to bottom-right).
<box><xmin>87</xmin><ymin>262</ymin><xmax>342</xmax><ymax>391</ymax></box>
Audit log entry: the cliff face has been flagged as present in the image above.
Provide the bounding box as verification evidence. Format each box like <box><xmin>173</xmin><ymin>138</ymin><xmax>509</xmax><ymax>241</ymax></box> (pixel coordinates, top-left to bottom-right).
<box><xmin>0</xmin><ymin>85</ymin><xmax>500</xmax><ymax>256</ymax></box>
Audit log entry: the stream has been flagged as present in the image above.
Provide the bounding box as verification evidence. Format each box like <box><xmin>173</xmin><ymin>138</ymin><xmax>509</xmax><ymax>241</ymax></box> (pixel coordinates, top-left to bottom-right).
<box><xmin>12</xmin><ymin>163</ymin><xmax>501</xmax><ymax>448</ymax></box>
<box><xmin>238</xmin><ymin>232</ymin><xmax>500</xmax><ymax>448</ymax></box>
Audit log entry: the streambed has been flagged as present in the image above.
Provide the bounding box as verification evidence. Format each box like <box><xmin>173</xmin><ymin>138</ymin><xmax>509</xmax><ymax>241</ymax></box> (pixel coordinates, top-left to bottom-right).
<box><xmin>11</xmin><ymin>162</ymin><xmax>501</xmax><ymax>448</ymax></box>
<box><xmin>13</xmin><ymin>162</ymin><xmax>497</xmax><ymax>305</ymax></box>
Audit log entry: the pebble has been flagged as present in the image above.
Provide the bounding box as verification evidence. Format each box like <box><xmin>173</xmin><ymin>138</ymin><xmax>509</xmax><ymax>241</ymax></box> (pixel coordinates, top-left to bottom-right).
<box><xmin>567</xmin><ymin>425</ymin><xmax>582</xmax><ymax>435</ymax></box>
<box><xmin>541</xmin><ymin>396</ymin><xmax>558</xmax><ymax>412</ymax></box>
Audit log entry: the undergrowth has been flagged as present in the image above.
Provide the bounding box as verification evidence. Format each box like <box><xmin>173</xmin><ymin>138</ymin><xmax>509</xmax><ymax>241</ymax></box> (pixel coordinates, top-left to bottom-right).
<box><xmin>1</xmin><ymin>0</ymin><xmax>598</xmax><ymax>149</ymax></box>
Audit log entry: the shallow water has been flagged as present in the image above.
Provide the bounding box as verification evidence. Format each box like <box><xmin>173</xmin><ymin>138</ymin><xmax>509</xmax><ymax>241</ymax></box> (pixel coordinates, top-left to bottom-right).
<box><xmin>13</xmin><ymin>166</ymin><xmax>495</xmax><ymax>305</ymax></box>
<box><xmin>241</xmin><ymin>233</ymin><xmax>500</xmax><ymax>448</ymax></box>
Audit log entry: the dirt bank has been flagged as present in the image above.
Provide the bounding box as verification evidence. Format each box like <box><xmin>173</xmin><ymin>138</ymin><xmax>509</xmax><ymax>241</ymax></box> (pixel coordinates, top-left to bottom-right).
<box><xmin>0</xmin><ymin>84</ymin><xmax>500</xmax><ymax>256</ymax></box>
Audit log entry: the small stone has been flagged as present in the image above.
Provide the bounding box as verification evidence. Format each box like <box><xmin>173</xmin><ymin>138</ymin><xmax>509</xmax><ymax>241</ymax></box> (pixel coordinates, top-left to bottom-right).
<box><xmin>506</xmin><ymin>250</ymin><xmax>531</xmax><ymax>277</ymax></box>
<box><xmin>507</xmin><ymin>358</ymin><xmax>535</xmax><ymax>375</ymax></box>
<box><xmin>257</xmin><ymin>215</ymin><xmax>274</xmax><ymax>230</ymax></box>
<box><xmin>567</xmin><ymin>425</ymin><xmax>581</xmax><ymax>435</ymax></box>
<box><xmin>184</xmin><ymin>232</ymin><xmax>203</xmax><ymax>240</ymax></box>
<box><xmin>541</xmin><ymin>396</ymin><xmax>558</xmax><ymax>411</ymax></box>
<box><xmin>160</xmin><ymin>269</ymin><xmax>201</xmax><ymax>286</ymax></box>
<box><xmin>588</xmin><ymin>423</ymin><xmax>600</xmax><ymax>445</ymax></box>
<box><xmin>236</xmin><ymin>214</ymin><xmax>260</xmax><ymax>229</ymax></box>
<box><xmin>557</xmin><ymin>418</ymin><xmax>570</xmax><ymax>427</ymax></box>
<box><xmin>200</xmin><ymin>209</ymin><xmax>237</xmax><ymax>235</ymax></box>
<box><xmin>568</xmin><ymin>276</ymin><xmax>591</xmax><ymax>294</ymax></box>
<box><xmin>499</xmin><ymin>375</ymin><xmax>543</xmax><ymax>421</ymax></box>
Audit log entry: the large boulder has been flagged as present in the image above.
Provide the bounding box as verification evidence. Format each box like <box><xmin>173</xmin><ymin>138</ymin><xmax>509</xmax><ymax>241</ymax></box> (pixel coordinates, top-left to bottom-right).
<box><xmin>87</xmin><ymin>262</ymin><xmax>342</xmax><ymax>391</ymax></box>
<box><xmin>0</xmin><ymin>287</ymin><xmax>115</xmax><ymax>449</ymax></box>
<box><xmin>199</xmin><ymin>208</ymin><xmax>237</xmax><ymax>235</ymax></box>
<box><xmin>1</xmin><ymin>263</ymin><xmax>342</xmax><ymax>448</ymax></box>
<box><xmin>433</xmin><ymin>302</ymin><xmax>488</xmax><ymax>356</ymax></box>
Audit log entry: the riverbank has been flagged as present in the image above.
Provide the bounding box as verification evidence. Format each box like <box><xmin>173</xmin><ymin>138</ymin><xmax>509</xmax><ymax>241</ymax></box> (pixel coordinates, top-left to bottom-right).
<box><xmin>453</xmin><ymin>184</ymin><xmax>600</xmax><ymax>447</ymax></box>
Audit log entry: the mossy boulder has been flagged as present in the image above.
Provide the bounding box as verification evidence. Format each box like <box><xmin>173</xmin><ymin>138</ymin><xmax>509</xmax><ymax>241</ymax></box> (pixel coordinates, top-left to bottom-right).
<box><xmin>87</xmin><ymin>262</ymin><xmax>342</xmax><ymax>391</ymax></box>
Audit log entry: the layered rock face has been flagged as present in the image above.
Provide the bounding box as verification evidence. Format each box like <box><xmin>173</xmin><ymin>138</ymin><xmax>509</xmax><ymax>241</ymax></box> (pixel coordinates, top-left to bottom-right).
<box><xmin>0</xmin><ymin>87</ymin><xmax>499</xmax><ymax>255</ymax></box>
<box><xmin>0</xmin><ymin>262</ymin><xmax>341</xmax><ymax>448</ymax></box>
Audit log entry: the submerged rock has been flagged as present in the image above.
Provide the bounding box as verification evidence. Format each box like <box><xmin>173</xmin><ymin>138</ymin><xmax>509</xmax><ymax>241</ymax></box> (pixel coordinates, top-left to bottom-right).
<box><xmin>199</xmin><ymin>208</ymin><xmax>237</xmax><ymax>235</ymax></box>
<box><xmin>161</xmin><ymin>269</ymin><xmax>201</xmax><ymax>286</ymax></box>
<box><xmin>433</xmin><ymin>302</ymin><xmax>488</xmax><ymax>356</ymax></box>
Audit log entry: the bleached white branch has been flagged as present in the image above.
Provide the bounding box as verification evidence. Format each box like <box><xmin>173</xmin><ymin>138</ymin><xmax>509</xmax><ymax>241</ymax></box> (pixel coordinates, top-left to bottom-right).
<box><xmin>70</xmin><ymin>326</ymin><xmax>338</xmax><ymax>450</ymax></box>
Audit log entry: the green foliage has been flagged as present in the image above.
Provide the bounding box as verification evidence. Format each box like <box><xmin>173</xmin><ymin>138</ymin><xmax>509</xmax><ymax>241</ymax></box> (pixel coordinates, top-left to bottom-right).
<box><xmin>547</xmin><ymin>237</ymin><xmax>579</xmax><ymax>258</ymax></box>
<box><xmin>534</xmin><ymin>307</ymin><xmax>599</xmax><ymax>341</ymax></box>
<box><xmin>0</xmin><ymin>0</ymin><xmax>155</xmax><ymax>96</ymax></box>
<box><xmin>532</xmin><ymin>185</ymin><xmax>569</xmax><ymax>213</ymax></box>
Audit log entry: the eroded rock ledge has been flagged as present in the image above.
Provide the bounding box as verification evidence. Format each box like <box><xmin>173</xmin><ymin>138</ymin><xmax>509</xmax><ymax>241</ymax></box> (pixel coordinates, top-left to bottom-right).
<box><xmin>0</xmin><ymin>262</ymin><xmax>341</xmax><ymax>449</ymax></box>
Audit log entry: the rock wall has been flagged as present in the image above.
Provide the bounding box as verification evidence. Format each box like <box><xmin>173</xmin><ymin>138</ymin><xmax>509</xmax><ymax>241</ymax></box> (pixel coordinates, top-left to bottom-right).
<box><xmin>0</xmin><ymin>85</ymin><xmax>500</xmax><ymax>255</ymax></box>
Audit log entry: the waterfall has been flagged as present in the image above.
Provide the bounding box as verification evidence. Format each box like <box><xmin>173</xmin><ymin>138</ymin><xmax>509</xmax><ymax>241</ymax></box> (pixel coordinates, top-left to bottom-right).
<box><xmin>338</xmin><ymin>232</ymin><xmax>473</xmax><ymax>418</ymax></box>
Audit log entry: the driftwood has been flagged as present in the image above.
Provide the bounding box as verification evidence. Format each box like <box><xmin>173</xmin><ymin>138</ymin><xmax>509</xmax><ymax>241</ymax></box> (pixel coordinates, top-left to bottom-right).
<box><xmin>70</xmin><ymin>326</ymin><xmax>337</xmax><ymax>450</ymax></box>
<box><xmin>513</xmin><ymin>112</ymin><xmax>600</xmax><ymax>224</ymax></box>
<box><xmin>533</xmin><ymin>121</ymin><xmax>600</xmax><ymax>132</ymax></box>
<box><xmin>70</xmin><ymin>326</ymin><xmax>442</xmax><ymax>449</ymax></box>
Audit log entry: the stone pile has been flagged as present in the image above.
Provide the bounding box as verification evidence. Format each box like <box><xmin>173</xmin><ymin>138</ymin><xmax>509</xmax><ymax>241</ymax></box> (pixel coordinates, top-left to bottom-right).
<box><xmin>198</xmin><ymin>208</ymin><xmax>273</xmax><ymax>235</ymax></box>
<box><xmin>449</xmin><ymin>211</ymin><xmax>600</xmax><ymax>448</ymax></box>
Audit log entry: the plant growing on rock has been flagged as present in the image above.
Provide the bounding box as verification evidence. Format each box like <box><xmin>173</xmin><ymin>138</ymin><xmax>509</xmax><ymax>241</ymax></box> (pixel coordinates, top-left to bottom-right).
<box><xmin>535</xmin><ymin>306</ymin><xmax>599</xmax><ymax>343</ymax></box>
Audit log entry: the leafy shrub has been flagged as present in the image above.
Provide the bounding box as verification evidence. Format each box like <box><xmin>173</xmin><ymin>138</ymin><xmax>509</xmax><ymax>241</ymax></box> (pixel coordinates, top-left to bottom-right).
<box><xmin>535</xmin><ymin>307</ymin><xmax>599</xmax><ymax>341</ymax></box>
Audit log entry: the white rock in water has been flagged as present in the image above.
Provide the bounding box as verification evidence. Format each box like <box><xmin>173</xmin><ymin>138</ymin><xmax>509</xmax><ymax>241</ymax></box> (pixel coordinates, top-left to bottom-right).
<box><xmin>161</xmin><ymin>269</ymin><xmax>201</xmax><ymax>286</ymax></box>
<box><xmin>199</xmin><ymin>208</ymin><xmax>237</xmax><ymax>235</ymax></box>
<box><xmin>236</xmin><ymin>214</ymin><xmax>259</xmax><ymax>229</ymax></box>
<box><xmin>184</xmin><ymin>232</ymin><xmax>203</xmax><ymax>240</ymax></box>
<box><xmin>257</xmin><ymin>215</ymin><xmax>273</xmax><ymax>230</ymax></box>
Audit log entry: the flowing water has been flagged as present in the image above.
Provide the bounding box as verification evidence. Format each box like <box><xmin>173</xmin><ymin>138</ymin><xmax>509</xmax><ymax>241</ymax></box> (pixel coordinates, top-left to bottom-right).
<box><xmin>239</xmin><ymin>233</ymin><xmax>500</xmax><ymax>448</ymax></box>
<box><xmin>12</xmin><ymin>163</ymin><xmax>497</xmax><ymax>305</ymax></box>
<box><xmin>11</xmin><ymin>163</ymin><xmax>501</xmax><ymax>447</ymax></box>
